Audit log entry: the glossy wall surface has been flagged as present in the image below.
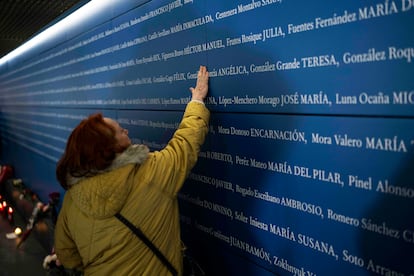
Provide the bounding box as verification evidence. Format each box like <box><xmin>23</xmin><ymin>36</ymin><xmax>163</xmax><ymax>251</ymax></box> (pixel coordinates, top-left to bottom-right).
<box><xmin>0</xmin><ymin>1</ymin><xmax>413</xmax><ymax>275</ymax></box>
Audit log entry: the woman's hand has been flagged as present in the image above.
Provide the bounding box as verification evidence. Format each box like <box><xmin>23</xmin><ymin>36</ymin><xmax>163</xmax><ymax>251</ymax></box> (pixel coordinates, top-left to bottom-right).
<box><xmin>189</xmin><ymin>65</ymin><xmax>209</xmax><ymax>102</ymax></box>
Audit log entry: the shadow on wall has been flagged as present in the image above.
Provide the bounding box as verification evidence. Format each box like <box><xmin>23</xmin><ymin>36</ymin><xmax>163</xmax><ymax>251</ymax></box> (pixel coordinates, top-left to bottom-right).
<box><xmin>359</xmin><ymin>154</ymin><xmax>414</xmax><ymax>275</ymax></box>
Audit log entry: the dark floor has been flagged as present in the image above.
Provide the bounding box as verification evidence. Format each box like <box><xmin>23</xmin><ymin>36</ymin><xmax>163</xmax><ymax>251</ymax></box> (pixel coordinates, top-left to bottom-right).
<box><xmin>0</xmin><ymin>209</ymin><xmax>49</xmax><ymax>276</ymax></box>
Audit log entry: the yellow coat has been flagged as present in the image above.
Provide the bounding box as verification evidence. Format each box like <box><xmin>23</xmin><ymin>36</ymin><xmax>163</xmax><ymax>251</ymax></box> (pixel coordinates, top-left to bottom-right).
<box><xmin>55</xmin><ymin>101</ymin><xmax>209</xmax><ymax>276</ymax></box>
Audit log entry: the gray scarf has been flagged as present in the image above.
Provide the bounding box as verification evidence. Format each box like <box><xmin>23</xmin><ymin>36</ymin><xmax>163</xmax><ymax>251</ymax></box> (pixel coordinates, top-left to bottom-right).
<box><xmin>67</xmin><ymin>144</ymin><xmax>150</xmax><ymax>187</ymax></box>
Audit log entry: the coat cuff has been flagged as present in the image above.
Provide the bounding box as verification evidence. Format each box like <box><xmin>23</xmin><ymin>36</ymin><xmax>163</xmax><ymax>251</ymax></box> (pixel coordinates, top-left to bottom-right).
<box><xmin>185</xmin><ymin>101</ymin><xmax>210</xmax><ymax>125</ymax></box>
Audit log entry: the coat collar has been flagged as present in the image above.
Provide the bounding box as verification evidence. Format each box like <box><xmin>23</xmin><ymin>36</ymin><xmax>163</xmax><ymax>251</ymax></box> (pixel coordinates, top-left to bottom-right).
<box><xmin>67</xmin><ymin>144</ymin><xmax>149</xmax><ymax>187</ymax></box>
<box><xmin>67</xmin><ymin>144</ymin><xmax>149</xmax><ymax>218</ymax></box>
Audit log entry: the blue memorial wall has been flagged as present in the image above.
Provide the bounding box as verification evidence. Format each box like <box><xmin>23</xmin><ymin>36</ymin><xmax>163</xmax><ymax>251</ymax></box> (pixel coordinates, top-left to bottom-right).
<box><xmin>0</xmin><ymin>0</ymin><xmax>413</xmax><ymax>275</ymax></box>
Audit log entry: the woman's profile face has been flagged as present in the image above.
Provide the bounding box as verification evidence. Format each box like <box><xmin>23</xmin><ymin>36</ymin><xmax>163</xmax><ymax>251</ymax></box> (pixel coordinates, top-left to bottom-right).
<box><xmin>103</xmin><ymin>117</ymin><xmax>131</xmax><ymax>150</ymax></box>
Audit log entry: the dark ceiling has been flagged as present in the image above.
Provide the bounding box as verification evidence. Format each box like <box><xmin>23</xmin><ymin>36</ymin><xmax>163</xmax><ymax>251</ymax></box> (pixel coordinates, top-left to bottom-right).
<box><xmin>0</xmin><ymin>0</ymin><xmax>86</xmax><ymax>59</ymax></box>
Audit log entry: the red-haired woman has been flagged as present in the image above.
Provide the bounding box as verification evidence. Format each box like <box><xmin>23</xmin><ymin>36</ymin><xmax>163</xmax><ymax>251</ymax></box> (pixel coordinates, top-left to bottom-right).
<box><xmin>54</xmin><ymin>66</ymin><xmax>210</xmax><ymax>275</ymax></box>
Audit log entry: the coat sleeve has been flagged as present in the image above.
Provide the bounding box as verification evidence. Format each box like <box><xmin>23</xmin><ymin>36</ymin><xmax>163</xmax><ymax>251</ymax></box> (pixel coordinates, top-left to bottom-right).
<box><xmin>54</xmin><ymin>194</ymin><xmax>83</xmax><ymax>270</ymax></box>
<box><xmin>144</xmin><ymin>101</ymin><xmax>210</xmax><ymax>195</ymax></box>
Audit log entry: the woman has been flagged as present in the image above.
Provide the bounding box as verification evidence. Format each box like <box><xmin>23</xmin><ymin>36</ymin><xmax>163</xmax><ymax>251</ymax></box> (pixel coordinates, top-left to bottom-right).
<box><xmin>55</xmin><ymin>66</ymin><xmax>210</xmax><ymax>275</ymax></box>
